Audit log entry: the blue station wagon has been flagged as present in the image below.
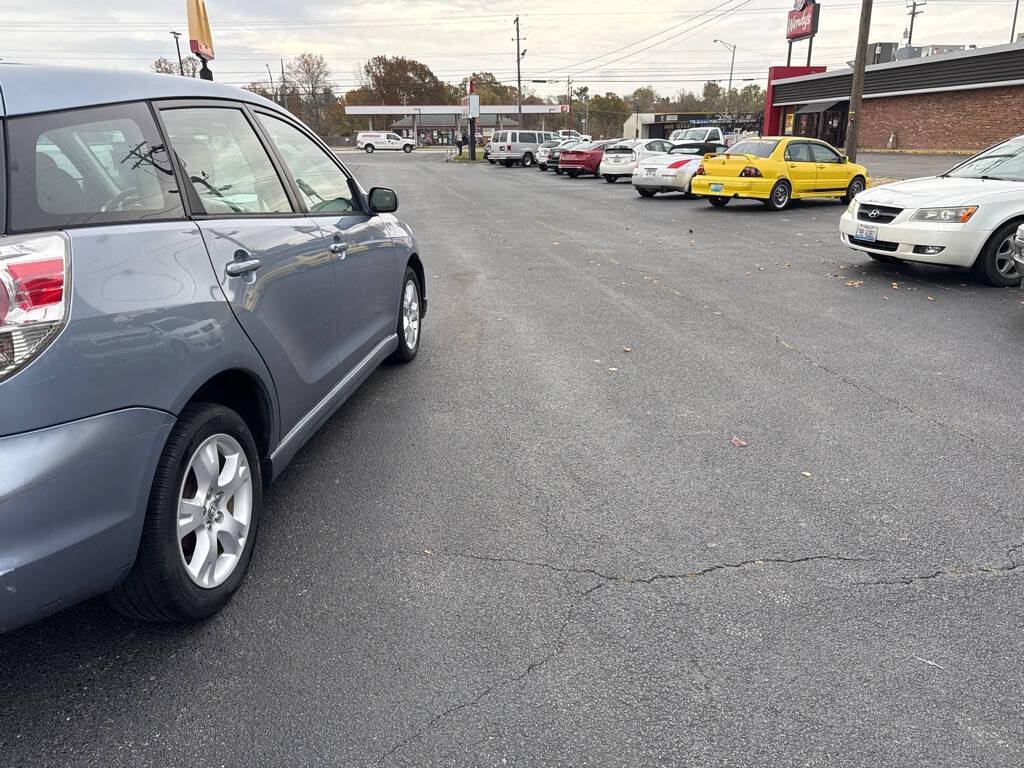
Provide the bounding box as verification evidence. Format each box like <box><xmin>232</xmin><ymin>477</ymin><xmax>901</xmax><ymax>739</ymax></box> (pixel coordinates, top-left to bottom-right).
<box><xmin>0</xmin><ymin>64</ymin><xmax>426</xmax><ymax>631</ymax></box>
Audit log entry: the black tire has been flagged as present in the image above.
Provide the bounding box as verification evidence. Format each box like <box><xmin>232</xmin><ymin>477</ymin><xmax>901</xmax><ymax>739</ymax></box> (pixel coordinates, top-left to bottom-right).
<box><xmin>708</xmin><ymin>196</ymin><xmax>730</xmax><ymax>207</ymax></box>
<box><xmin>637</xmin><ymin>188</ymin><xmax>656</xmax><ymax>198</ymax></box>
<box><xmin>403</xmin><ymin>144</ymin><xmax>413</xmax><ymax>153</ymax></box>
<box><xmin>971</xmin><ymin>221</ymin><xmax>1022</xmax><ymax>287</ymax></box>
<box><xmin>842</xmin><ymin>175</ymin><xmax>866</xmax><ymax>204</ymax></box>
<box><xmin>108</xmin><ymin>403</ymin><xmax>263</xmax><ymax>623</ymax></box>
<box><xmin>765</xmin><ymin>181</ymin><xmax>791</xmax><ymax>211</ymax></box>
<box><xmin>605</xmin><ymin>175</ymin><xmax>617</xmax><ymax>183</ymax></box>
<box><xmin>488</xmin><ymin>159</ymin><xmax>496</xmax><ymax>164</ymax></box>
<box><xmin>539</xmin><ymin>163</ymin><xmax>547</xmax><ymax>171</ymax></box>
<box><xmin>389</xmin><ymin>266</ymin><xmax>422</xmax><ymax>363</ymax></box>
<box><xmin>567</xmin><ymin>170</ymin><xmax>579</xmax><ymax>178</ymax></box>
<box><xmin>867</xmin><ymin>253</ymin><xmax>897</xmax><ymax>263</ymax></box>
<box><xmin>364</xmin><ymin>145</ymin><xmax>375</xmax><ymax>154</ymax></box>
<box><xmin>522</xmin><ymin>153</ymin><xmax>535</xmax><ymax>168</ymax></box>
<box><xmin>555</xmin><ymin>168</ymin><xmax>564</xmax><ymax>175</ymax></box>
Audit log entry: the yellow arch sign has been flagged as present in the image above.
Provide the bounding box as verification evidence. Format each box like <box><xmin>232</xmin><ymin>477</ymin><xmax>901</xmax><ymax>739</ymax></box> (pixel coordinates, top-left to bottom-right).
<box><xmin>187</xmin><ymin>0</ymin><xmax>214</xmax><ymax>61</ymax></box>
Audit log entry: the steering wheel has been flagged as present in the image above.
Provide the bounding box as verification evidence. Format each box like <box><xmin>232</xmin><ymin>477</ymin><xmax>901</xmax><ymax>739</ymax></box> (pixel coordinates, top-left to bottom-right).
<box><xmin>102</xmin><ymin>188</ymin><xmax>144</xmax><ymax>212</ymax></box>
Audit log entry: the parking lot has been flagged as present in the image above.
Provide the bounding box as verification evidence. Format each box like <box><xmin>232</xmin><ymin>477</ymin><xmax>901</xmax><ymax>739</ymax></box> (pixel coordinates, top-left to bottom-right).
<box><xmin>3</xmin><ymin>150</ymin><xmax>1023</xmax><ymax>766</ymax></box>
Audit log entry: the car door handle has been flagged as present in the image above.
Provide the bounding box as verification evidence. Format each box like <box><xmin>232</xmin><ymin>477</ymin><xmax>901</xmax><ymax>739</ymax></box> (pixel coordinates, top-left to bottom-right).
<box><xmin>226</xmin><ymin>252</ymin><xmax>262</xmax><ymax>277</ymax></box>
<box><xmin>329</xmin><ymin>242</ymin><xmax>349</xmax><ymax>259</ymax></box>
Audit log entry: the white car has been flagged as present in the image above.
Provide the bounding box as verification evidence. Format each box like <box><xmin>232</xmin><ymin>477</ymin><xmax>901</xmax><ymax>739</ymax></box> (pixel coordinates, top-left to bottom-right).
<box><xmin>840</xmin><ymin>136</ymin><xmax>1024</xmax><ymax>286</ymax></box>
<box><xmin>669</xmin><ymin>126</ymin><xmax>725</xmax><ymax>145</ymax></box>
<box><xmin>632</xmin><ymin>143</ymin><xmax>728</xmax><ymax>197</ymax></box>
<box><xmin>599</xmin><ymin>138</ymin><xmax>675</xmax><ymax>182</ymax></box>
<box><xmin>356</xmin><ymin>131</ymin><xmax>415</xmax><ymax>153</ymax></box>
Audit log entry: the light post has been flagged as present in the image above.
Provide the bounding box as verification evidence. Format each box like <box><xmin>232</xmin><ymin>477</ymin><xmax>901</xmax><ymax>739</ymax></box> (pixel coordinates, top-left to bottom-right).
<box><xmin>170</xmin><ymin>31</ymin><xmax>184</xmax><ymax>76</ymax></box>
<box><xmin>265</xmin><ymin>64</ymin><xmax>275</xmax><ymax>102</ymax></box>
<box><xmin>713</xmin><ymin>39</ymin><xmax>737</xmax><ymax>122</ymax></box>
<box><xmin>1013</xmin><ymin>0</ymin><xmax>1021</xmax><ymax>42</ymax></box>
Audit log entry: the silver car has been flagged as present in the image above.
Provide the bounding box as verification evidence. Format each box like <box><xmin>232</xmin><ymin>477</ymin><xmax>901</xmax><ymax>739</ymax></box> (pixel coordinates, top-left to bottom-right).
<box><xmin>0</xmin><ymin>65</ymin><xmax>427</xmax><ymax>632</ymax></box>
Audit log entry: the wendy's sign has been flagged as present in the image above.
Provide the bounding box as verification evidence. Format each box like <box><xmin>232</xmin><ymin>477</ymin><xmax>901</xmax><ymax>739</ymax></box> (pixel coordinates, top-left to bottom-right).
<box><xmin>786</xmin><ymin>0</ymin><xmax>820</xmax><ymax>41</ymax></box>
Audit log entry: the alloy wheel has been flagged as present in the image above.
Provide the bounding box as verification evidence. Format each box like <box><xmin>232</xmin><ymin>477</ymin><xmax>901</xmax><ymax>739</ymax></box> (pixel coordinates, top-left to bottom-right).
<box><xmin>402</xmin><ymin>279</ymin><xmax>420</xmax><ymax>350</ymax></box>
<box><xmin>177</xmin><ymin>434</ymin><xmax>253</xmax><ymax>589</ymax></box>
<box><xmin>995</xmin><ymin>235</ymin><xmax>1018</xmax><ymax>278</ymax></box>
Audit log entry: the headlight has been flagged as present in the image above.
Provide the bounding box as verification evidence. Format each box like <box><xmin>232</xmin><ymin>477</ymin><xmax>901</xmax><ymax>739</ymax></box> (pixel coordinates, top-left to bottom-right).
<box><xmin>911</xmin><ymin>206</ymin><xmax>978</xmax><ymax>223</ymax></box>
<box><xmin>847</xmin><ymin>198</ymin><xmax>857</xmax><ymax>214</ymax></box>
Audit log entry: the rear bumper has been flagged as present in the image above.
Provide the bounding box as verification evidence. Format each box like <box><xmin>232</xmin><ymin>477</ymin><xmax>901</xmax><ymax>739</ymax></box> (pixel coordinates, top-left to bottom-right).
<box><xmin>599</xmin><ymin>159</ymin><xmax>634</xmax><ymax>176</ymax></box>
<box><xmin>0</xmin><ymin>408</ymin><xmax>173</xmax><ymax>633</ymax></box>
<box><xmin>838</xmin><ymin>211</ymin><xmax>985</xmax><ymax>267</ymax></box>
<box><xmin>691</xmin><ymin>176</ymin><xmax>774</xmax><ymax>199</ymax></box>
<box><xmin>633</xmin><ymin>169</ymin><xmax>691</xmax><ymax>191</ymax></box>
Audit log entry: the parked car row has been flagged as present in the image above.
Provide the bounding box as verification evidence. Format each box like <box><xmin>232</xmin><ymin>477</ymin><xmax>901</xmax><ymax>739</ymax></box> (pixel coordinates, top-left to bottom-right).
<box><xmin>492</xmin><ymin>128</ymin><xmax>1024</xmax><ymax>287</ymax></box>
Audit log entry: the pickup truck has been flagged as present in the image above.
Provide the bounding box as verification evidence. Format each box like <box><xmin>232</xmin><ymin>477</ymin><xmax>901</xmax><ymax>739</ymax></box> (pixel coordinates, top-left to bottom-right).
<box><xmin>669</xmin><ymin>126</ymin><xmax>726</xmax><ymax>145</ymax></box>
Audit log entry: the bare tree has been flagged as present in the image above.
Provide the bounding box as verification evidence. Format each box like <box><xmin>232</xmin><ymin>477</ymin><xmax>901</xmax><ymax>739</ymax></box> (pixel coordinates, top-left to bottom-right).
<box><xmin>152</xmin><ymin>56</ymin><xmax>200</xmax><ymax>78</ymax></box>
<box><xmin>287</xmin><ymin>53</ymin><xmax>331</xmax><ymax>126</ymax></box>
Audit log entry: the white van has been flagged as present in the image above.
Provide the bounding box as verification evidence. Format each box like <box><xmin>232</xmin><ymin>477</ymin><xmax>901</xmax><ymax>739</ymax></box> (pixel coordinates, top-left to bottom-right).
<box><xmin>356</xmin><ymin>131</ymin><xmax>416</xmax><ymax>153</ymax></box>
<box><xmin>489</xmin><ymin>130</ymin><xmax>559</xmax><ymax>167</ymax></box>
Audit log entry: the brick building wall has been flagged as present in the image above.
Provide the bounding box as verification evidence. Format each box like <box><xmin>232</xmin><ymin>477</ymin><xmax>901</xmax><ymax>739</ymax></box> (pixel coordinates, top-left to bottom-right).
<box><xmin>859</xmin><ymin>85</ymin><xmax>1024</xmax><ymax>152</ymax></box>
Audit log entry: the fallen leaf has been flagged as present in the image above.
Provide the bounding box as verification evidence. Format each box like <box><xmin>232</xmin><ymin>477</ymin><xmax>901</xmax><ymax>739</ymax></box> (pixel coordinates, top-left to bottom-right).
<box><xmin>891</xmin><ymin>282</ymin><xmax>900</xmax><ymax>289</ymax></box>
<box><xmin>927</xmin><ymin>296</ymin><xmax>935</xmax><ymax>301</ymax></box>
<box><xmin>608</xmin><ymin>367</ymin><xmax>618</xmax><ymax>372</ymax></box>
<box><xmin>424</xmin><ymin>549</ymin><xmax>434</xmax><ymax>555</ymax></box>
<box><xmin>622</xmin><ymin>345</ymin><xmax>632</xmax><ymax>352</ymax></box>
<box><xmin>801</xmin><ymin>471</ymin><xmax>812</xmax><ymax>477</ymax></box>
<box><xmin>690</xmin><ymin>240</ymin><xmax>696</xmax><ymax>246</ymax></box>
<box><xmin>730</xmin><ymin>436</ymin><xmax>747</xmax><ymax>448</ymax></box>
<box><xmin>745</xmin><ymin>271</ymin><xmax>751</xmax><ymax>277</ymax></box>
<box><xmin>845</xmin><ymin>280</ymin><xmax>864</xmax><ymax>287</ymax></box>
<box><xmin>883</xmin><ymin>295</ymin><xmax>889</xmax><ymax>300</ymax></box>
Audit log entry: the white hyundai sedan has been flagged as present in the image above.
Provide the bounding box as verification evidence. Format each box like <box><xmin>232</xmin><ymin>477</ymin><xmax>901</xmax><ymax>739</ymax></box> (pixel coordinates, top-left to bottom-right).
<box><xmin>839</xmin><ymin>136</ymin><xmax>1024</xmax><ymax>286</ymax></box>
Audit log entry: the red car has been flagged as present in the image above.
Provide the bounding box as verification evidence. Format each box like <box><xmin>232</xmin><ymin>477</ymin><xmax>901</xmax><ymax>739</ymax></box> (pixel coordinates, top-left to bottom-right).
<box><xmin>558</xmin><ymin>140</ymin><xmax>617</xmax><ymax>178</ymax></box>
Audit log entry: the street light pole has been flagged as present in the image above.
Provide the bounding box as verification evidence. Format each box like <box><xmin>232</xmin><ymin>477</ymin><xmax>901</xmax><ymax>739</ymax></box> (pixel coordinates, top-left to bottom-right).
<box><xmin>846</xmin><ymin>0</ymin><xmax>875</xmax><ymax>162</ymax></box>
<box><xmin>714</xmin><ymin>39</ymin><xmax>737</xmax><ymax>122</ymax></box>
<box><xmin>170</xmin><ymin>31</ymin><xmax>184</xmax><ymax>76</ymax></box>
<box><xmin>266</xmin><ymin>64</ymin><xmax>275</xmax><ymax>101</ymax></box>
<box><xmin>1013</xmin><ymin>0</ymin><xmax>1021</xmax><ymax>42</ymax></box>
<box><xmin>514</xmin><ymin>16</ymin><xmax>523</xmax><ymax>123</ymax></box>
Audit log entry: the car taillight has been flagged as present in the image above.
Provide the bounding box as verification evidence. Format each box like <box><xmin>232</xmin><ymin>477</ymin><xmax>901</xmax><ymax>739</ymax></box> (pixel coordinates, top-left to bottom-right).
<box><xmin>668</xmin><ymin>159</ymin><xmax>693</xmax><ymax>169</ymax></box>
<box><xmin>630</xmin><ymin>151</ymin><xmax>637</xmax><ymax>162</ymax></box>
<box><xmin>0</xmin><ymin>232</ymin><xmax>70</xmax><ymax>382</ymax></box>
<box><xmin>739</xmin><ymin>166</ymin><xmax>762</xmax><ymax>177</ymax></box>
<box><xmin>696</xmin><ymin>165</ymin><xmax>706</xmax><ymax>175</ymax></box>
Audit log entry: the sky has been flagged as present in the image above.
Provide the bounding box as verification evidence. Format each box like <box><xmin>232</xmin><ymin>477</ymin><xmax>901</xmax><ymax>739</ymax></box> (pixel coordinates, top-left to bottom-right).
<box><xmin>1</xmin><ymin>0</ymin><xmax>1020</xmax><ymax>100</ymax></box>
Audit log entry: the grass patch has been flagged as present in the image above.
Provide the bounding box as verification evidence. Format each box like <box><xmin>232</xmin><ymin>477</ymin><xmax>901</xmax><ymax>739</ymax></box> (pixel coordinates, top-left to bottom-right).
<box><xmin>449</xmin><ymin>149</ymin><xmax>490</xmax><ymax>163</ymax></box>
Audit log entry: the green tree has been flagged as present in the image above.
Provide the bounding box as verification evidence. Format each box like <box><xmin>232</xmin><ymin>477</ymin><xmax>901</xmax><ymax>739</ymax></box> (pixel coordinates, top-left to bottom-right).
<box><xmin>459</xmin><ymin>72</ymin><xmax>518</xmax><ymax>105</ymax></box>
<box><xmin>701</xmin><ymin>81</ymin><xmax>724</xmax><ymax>112</ymax></box>
<box><xmin>360</xmin><ymin>56</ymin><xmax>452</xmax><ymax>104</ymax></box>
<box><xmin>628</xmin><ymin>86</ymin><xmax>657</xmax><ymax>113</ymax></box>
<box><xmin>588</xmin><ymin>92</ymin><xmax>631</xmax><ymax>138</ymax></box>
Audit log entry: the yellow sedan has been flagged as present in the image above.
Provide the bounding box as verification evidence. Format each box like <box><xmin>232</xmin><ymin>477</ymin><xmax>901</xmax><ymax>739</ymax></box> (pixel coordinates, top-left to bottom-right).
<box><xmin>690</xmin><ymin>137</ymin><xmax>869</xmax><ymax>211</ymax></box>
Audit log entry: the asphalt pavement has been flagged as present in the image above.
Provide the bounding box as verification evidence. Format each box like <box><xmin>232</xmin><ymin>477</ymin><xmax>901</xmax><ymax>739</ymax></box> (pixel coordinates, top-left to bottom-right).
<box><xmin>2</xmin><ymin>152</ymin><xmax>1022</xmax><ymax>767</ymax></box>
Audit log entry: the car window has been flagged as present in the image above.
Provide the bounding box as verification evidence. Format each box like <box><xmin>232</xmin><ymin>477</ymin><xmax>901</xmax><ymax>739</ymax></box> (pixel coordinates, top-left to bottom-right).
<box><xmin>785</xmin><ymin>142</ymin><xmax>813</xmax><ymax>162</ymax></box>
<box><xmin>6</xmin><ymin>101</ymin><xmax>183</xmax><ymax>233</ymax></box>
<box><xmin>256</xmin><ymin>113</ymin><xmax>356</xmax><ymax>214</ymax></box>
<box><xmin>809</xmin><ymin>143</ymin><xmax>841</xmax><ymax>163</ymax></box>
<box><xmin>519</xmin><ymin>132</ymin><xmax>537</xmax><ymax>144</ymax></box>
<box><xmin>669</xmin><ymin>146</ymin><xmax>703</xmax><ymax>155</ymax></box>
<box><xmin>947</xmin><ymin>136</ymin><xmax>1024</xmax><ymax>181</ymax></box>
<box><xmin>387</xmin><ymin>133</ymin><xmax>402</xmax><ymax>141</ymax></box>
<box><xmin>161</xmin><ymin>107</ymin><xmax>292</xmax><ymax>216</ymax></box>
<box><xmin>727</xmin><ymin>139</ymin><xmax>779</xmax><ymax>158</ymax></box>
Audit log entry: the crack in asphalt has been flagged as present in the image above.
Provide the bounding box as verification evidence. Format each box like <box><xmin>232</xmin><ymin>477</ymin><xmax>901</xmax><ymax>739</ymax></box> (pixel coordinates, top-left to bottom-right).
<box><xmin>374</xmin><ymin>578</ymin><xmax>606</xmax><ymax>765</ymax></box>
<box><xmin>857</xmin><ymin>560</ymin><xmax>1024</xmax><ymax>586</ymax></box>
<box><xmin>445</xmin><ymin>551</ymin><xmax>874</xmax><ymax>586</ymax></box>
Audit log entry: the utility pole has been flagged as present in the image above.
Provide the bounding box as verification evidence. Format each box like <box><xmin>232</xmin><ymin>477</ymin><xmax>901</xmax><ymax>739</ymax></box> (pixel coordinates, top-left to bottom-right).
<box><xmin>846</xmin><ymin>0</ymin><xmax>875</xmax><ymax>162</ymax></box>
<box><xmin>265</xmin><ymin>64</ymin><xmax>275</xmax><ymax>100</ymax></box>
<box><xmin>280</xmin><ymin>59</ymin><xmax>287</xmax><ymax>109</ymax></box>
<box><xmin>1012</xmin><ymin>0</ymin><xmax>1021</xmax><ymax>42</ymax></box>
<box><xmin>905</xmin><ymin>0</ymin><xmax>925</xmax><ymax>48</ymax></box>
<box><xmin>567</xmin><ymin>75</ymin><xmax>573</xmax><ymax>132</ymax></box>
<box><xmin>514</xmin><ymin>16</ymin><xmax>523</xmax><ymax>123</ymax></box>
<box><xmin>170</xmin><ymin>31</ymin><xmax>184</xmax><ymax>76</ymax></box>
<box><xmin>714</xmin><ymin>39</ymin><xmax>737</xmax><ymax>123</ymax></box>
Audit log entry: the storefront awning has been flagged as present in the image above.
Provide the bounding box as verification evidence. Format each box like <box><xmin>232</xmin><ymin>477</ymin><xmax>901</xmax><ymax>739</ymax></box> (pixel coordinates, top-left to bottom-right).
<box><xmin>795</xmin><ymin>100</ymin><xmax>845</xmax><ymax>114</ymax></box>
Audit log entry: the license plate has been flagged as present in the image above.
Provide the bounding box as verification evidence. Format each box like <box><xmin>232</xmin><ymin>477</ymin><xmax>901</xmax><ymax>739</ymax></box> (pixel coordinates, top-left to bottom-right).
<box><xmin>710</xmin><ymin>183</ymin><xmax>723</xmax><ymax>193</ymax></box>
<box><xmin>644</xmin><ymin>168</ymin><xmax>656</xmax><ymax>177</ymax></box>
<box><xmin>855</xmin><ymin>224</ymin><xmax>878</xmax><ymax>242</ymax></box>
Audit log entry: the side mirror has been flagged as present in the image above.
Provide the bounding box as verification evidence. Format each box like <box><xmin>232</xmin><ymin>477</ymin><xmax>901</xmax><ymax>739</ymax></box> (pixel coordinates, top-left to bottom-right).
<box><xmin>368</xmin><ymin>187</ymin><xmax>398</xmax><ymax>214</ymax></box>
<box><xmin>840</xmin><ymin>155</ymin><xmax>849</xmax><ymax>163</ymax></box>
